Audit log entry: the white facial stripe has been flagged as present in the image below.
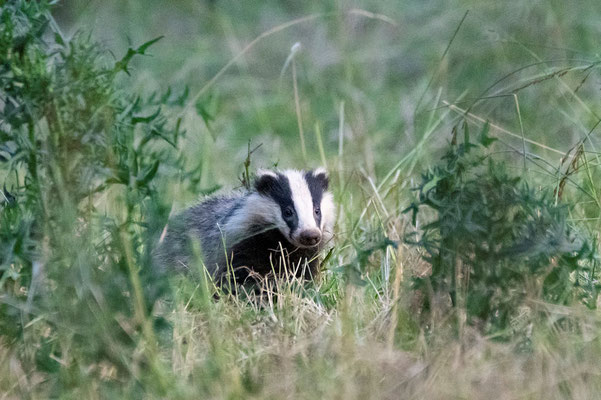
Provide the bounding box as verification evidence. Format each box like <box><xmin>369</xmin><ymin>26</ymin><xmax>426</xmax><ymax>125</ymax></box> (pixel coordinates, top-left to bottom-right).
<box><xmin>313</xmin><ymin>167</ymin><xmax>327</xmax><ymax>177</ymax></box>
<box><xmin>286</xmin><ymin>170</ymin><xmax>318</xmax><ymax>232</ymax></box>
<box><xmin>320</xmin><ymin>191</ymin><xmax>335</xmax><ymax>230</ymax></box>
<box><xmin>224</xmin><ymin>193</ymin><xmax>289</xmax><ymax>243</ymax></box>
<box><xmin>256</xmin><ymin>169</ymin><xmax>278</xmax><ymax>179</ymax></box>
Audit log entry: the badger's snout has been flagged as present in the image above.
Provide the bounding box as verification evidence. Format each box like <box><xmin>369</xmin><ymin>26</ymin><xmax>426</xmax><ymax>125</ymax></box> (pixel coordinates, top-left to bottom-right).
<box><xmin>296</xmin><ymin>229</ymin><xmax>322</xmax><ymax>247</ymax></box>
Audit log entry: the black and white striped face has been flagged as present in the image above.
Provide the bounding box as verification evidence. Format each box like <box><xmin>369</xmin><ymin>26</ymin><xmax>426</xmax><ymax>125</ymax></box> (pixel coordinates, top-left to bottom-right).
<box><xmin>254</xmin><ymin>168</ymin><xmax>335</xmax><ymax>248</ymax></box>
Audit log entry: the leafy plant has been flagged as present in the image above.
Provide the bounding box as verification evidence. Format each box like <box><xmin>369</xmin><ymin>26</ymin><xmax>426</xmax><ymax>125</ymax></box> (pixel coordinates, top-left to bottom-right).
<box><xmin>0</xmin><ymin>1</ymin><xmax>198</xmax><ymax>393</ymax></box>
<box><xmin>405</xmin><ymin>123</ymin><xmax>599</xmax><ymax>335</ymax></box>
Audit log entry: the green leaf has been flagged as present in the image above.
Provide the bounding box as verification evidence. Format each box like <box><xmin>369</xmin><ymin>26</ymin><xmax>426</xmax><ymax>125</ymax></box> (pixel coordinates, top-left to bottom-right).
<box><xmin>422</xmin><ymin>175</ymin><xmax>443</xmax><ymax>194</ymax></box>
<box><xmin>54</xmin><ymin>32</ymin><xmax>64</xmax><ymax>46</ymax></box>
<box><xmin>478</xmin><ymin>122</ymin><xmax>496</xmax><ymax>147</ymax></box>
<box><xmin>113</xmin><ymin>36</ymin><xmax>164</xmax><ymax>75</ymax></box>
<box><xmin>137</xmin><ymin>160</ymin><xmax>160</xmax><ymax>187</ymax></box>
<box><xmin>194</xmin><ymin>92</ymin><xmax>219</xmax><ymax>137</ymax></box>
<box><xmin>136</xmin><ymin>36</ymin><xmax>164</xmax><ymax>54</ymax></box>
<box><xmin>132</xmin><ymin>107</ymin><xmax>161</xmax><ymax>124</ymax></box>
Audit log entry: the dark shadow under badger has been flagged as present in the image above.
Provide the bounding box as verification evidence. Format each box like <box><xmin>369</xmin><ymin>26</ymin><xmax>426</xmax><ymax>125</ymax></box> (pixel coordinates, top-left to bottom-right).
<box><xmin>155</xmin><ymin>168</ymin><xmax>335</xmax><ymax>284</ymax></box>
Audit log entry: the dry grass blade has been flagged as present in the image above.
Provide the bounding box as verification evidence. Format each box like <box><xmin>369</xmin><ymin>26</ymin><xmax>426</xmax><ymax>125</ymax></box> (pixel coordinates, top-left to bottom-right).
<box><xmin>180</xmin><ymin>9</ymin><xmax>399</xmax><ymax>118</ymax></box>
<box><xmin>443</xmin><ymin>100</ymin><xmax>565</xmax><ymax>155</ymax></box>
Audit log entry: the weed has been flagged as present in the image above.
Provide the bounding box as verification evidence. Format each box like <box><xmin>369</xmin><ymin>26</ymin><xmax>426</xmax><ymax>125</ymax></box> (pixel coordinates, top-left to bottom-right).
<box><xmin>0</xmin><ymin>1</ymin><xmax>199</xmax><ymax>395</ymax></box>
<box><xmin>3</xmin><ymin>0</ymin><xmax>601</xmax><ymax>398</ymax></box>
<box><xmin>405</xmin><ymin>122</ymin><xmax>599</xmax><ymax>336</ymax></box>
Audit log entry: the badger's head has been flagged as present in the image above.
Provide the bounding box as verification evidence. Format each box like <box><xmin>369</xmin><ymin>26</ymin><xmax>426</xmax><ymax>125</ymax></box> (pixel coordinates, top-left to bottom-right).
<box><xmin>253</xmin><ymin>168</ymin><xmax>335</xmax><ymax>248</ymax></box>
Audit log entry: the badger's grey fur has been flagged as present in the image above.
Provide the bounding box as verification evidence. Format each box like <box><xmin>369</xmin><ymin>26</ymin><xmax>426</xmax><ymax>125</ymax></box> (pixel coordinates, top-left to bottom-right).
<box><xmin>155</xmin><ymin>168</ymin><xmax>335</xmax><ymax>283</ymax></box>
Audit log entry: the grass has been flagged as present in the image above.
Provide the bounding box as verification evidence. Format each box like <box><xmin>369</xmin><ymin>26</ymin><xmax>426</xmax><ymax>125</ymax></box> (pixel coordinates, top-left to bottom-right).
<box><xmin>2</xmin><ymin>0</ymin><xmax>601</xmax><ymax>398</ymax></box>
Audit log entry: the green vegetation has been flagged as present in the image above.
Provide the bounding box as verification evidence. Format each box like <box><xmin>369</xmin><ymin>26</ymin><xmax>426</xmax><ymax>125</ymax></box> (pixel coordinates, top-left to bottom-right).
<box><xmin>2</xmin><ymin>0</ymin><xmax>601</xmax><ymax>398</ymax></box>
<box><xmin>406</xmin><ymin>125</ymin><xmax>598</xmax><ymax>337</ymax></box>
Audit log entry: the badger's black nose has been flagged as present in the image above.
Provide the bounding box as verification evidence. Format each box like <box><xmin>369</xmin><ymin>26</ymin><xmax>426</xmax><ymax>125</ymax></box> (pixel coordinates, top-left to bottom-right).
<box><xmin>298</xmin><ymin>229</ymin><xmax>322</xmax><ymax>246</ymax></box>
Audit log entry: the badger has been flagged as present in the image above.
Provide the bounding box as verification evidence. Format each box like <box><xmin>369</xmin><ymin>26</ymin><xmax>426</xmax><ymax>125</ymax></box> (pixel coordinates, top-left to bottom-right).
<box><xmin>155</xmin><ymin>168</ymin><xmax>335</xmax><ymax>283</ymax></box>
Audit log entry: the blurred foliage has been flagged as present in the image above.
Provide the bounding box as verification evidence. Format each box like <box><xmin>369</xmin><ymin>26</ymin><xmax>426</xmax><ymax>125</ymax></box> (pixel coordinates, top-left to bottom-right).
<box><xmin>0</xmin><ymin>1</ymin><xmax>199</xmax><ymax>394</ymax></box>
<box><xmin>406</xmin><ymin>123</ymin><xmax>600</xmax><ymax>336</ymax></box>
<box><xmin>2</xmin><ymin>0</ymin><xmax>601</xmax><ymax>397</ymax></box>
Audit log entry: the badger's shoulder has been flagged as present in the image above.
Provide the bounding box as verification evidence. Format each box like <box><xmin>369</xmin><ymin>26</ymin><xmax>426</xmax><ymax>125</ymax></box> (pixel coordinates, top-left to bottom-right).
<box><xmin>154</xmin><ymin>191</ymin><xmax>247</xmax><ymax>273</ymax></box>
<box><xmin>184</xmin><ymin>191</ymin><xmax>247</xmax><ymax>232</ymax></box>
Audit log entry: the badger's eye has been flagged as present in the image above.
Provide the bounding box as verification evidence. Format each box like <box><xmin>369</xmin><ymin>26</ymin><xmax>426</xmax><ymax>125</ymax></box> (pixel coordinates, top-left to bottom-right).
<box><xmin>314</xmin><ymin>207</ymin><xmax>321</xmax><ymax>216</ymax></box>
<box><xmin>284</xmin><ymin>207</ymin><xmax>294</xmax><ymax>218</ymax></box>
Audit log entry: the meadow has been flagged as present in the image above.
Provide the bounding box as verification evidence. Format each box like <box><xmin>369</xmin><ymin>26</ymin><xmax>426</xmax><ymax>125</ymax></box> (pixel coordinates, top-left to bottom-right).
<box><xmin>2</xmin><ymin>0</ymin><xmax>601</xmax><ymax>398</ymax></box>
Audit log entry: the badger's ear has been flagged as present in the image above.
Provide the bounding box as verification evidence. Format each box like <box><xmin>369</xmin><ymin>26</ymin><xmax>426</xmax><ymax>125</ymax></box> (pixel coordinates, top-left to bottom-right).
<box><xmin>311</xmin><ymin>167</ymin><xmax>329</xmax><ymax>191</ymax></box>
<box><xmin>254</xmin><ymin>169</ymin><xmax>278</xmax><ymax>194</ymax></box>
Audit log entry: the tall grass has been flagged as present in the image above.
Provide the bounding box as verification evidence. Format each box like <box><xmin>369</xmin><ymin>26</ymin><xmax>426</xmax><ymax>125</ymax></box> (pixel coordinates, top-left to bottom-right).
<box><xmin>2</xmin><ymin>0</ymin><xmax>601</xmax><ymax>398</ymax></box>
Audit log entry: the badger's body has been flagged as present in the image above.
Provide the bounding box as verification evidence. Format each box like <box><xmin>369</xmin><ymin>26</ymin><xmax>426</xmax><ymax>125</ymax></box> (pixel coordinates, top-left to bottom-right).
<box><xmin>156</xmin><ymin>168</ymin><xmax>335</xmax><ymax>283</ymax></box>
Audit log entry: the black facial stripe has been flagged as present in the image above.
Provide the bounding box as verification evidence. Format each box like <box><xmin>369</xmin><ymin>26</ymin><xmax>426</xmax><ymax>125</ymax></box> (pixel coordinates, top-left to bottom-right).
<box><xmin>304</xmin><ymin>171</ymin><xmax>326</xmax><ymax>227</ymax></box>
<box><xmin>257</xmin><ymin>173</ymin><xmax>298</xmax><ymax>232</ymax></box>
<box><xmin>275</xmin><ymin>174</ymin><xmax>298</xmax><ymax>232</ymax></box>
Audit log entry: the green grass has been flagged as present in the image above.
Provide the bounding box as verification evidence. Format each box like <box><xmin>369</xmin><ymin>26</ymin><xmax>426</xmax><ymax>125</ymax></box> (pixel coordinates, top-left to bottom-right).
<box><xmin>3</xmin><ymin>0</ymin><xmax>601</xmax><ymax>398</ymax></box>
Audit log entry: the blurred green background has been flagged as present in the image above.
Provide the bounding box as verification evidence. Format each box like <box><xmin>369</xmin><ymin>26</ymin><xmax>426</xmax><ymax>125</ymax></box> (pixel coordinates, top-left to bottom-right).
<box><xmin>53</xmin><ymin>0</ymin><xmax>601</xmax><ymax>191</ymax></box>
<box><xmin>3</xmin><ymin>1</ymin><xmax>601</xmax><ymax>398</ymax></box>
